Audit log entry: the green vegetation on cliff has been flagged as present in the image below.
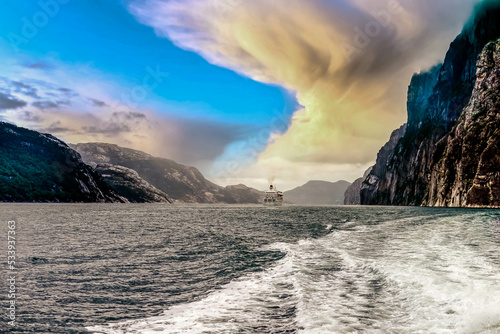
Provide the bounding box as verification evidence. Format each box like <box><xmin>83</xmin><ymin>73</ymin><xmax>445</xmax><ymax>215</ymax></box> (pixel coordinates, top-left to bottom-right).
<box><xmin>0</xmin><ymin>122</ymin><xmax>123</xmax><ymax>202</ymax></box>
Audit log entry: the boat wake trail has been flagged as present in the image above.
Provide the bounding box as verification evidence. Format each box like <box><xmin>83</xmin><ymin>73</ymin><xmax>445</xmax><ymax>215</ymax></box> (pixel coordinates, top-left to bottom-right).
<box><xmin>89</xmin><ymin>213</ymin><xmax>500</xmax><ymax>334</ymax></box>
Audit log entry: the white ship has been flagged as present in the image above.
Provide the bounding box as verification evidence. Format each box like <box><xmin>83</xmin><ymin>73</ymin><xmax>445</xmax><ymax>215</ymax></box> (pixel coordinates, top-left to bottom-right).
<box><xmin>263</xmin><ymin>185</ymin><xmax>283</xmax><ymax>206</ymax></box>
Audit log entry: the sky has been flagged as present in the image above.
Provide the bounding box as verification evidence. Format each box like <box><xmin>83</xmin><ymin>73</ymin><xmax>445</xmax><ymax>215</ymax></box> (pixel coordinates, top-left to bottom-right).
<box><xmin>0</xmin><ymin>0</ymin><xmax>481</xmax><ymax>190</ymax></box>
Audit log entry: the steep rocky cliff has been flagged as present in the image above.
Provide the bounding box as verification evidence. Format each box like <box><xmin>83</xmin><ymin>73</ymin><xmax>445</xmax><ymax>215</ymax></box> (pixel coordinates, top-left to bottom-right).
<box><xmin>406</xmin><ymin>65</ymin><xmax>441</xmax><ymax>133</ymax></box>
<box><xmin>0</xmin><ymin>122</ymin><xmax>125</xmax><ymax>202</ymax></box>
<box><xmin>344</xmin><ymin>167</ymin><xmax>372</xmax><ymax>205</ymax></box>
<box><xmin>72</xmin><ymin>143</ymin><xmax>221</xmax><ymax>203</ymax></box>
<box><xmin>72</xmin><ymin>143</ymin><xmax>262</xmax><ymax>204</ymax></box>
<box><xmin>361</xmin><ymin>2</ymin><xmax>500</xmax><ymax>207</ymax></box>
<box><xmin>425</xmin><ymin>40</ymin><xmax>500</xmax><ymax>207</ymax></box>
<box><xmin>360</xmin><ymin>125</ymin><xmax>406</xmax><ymax>205</ymax></box>
<box><xmin>95</xmin><ymin>164</ymin><xmax>173</xmax><ymax>203</ymax></box>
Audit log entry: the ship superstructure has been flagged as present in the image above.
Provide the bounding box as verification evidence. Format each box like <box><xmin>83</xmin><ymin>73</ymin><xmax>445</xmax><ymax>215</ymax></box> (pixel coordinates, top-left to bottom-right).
<box><xmin>263</xmin><ymin>185</ymin><xmax>283</xmax><ymax>206</ymax></box>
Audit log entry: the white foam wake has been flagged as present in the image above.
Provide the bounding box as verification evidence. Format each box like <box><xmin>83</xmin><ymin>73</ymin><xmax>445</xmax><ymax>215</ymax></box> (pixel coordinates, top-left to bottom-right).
<box><xmin>88</xmin><ymin>242</ymin><xmax>302</xmax><ymax>333</ymax></box>
<box><xmin>88</xmin><ymin>214</ymin><xmax>500</xmax><ymax>333</ymax></box>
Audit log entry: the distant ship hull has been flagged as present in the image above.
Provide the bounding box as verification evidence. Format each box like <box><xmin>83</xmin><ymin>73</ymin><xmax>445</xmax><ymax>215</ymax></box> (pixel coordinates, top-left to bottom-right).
<box><xmin>263</xmin><ymin>199</ymin><xmax>283</xmax><ymax>206</ymax></box>
<box><xmin>263</xmin><ymin>185</ymin><xmax>284</xmax><ymax>206</ymax></box>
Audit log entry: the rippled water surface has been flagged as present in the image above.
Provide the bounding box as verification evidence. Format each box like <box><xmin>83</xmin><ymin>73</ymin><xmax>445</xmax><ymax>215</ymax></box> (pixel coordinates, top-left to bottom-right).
<box><xmin>1</xmin><ymin>204</ymin><xmax>500</xmax><ymax>333</ymax></box>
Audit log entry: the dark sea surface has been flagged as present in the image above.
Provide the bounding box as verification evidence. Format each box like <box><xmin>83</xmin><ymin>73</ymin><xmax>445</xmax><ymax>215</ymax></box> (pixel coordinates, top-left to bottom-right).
<box><xmin>0</xmin><ymin>204</ymin><xmax>500</xmax><ymax>333</ymax></box>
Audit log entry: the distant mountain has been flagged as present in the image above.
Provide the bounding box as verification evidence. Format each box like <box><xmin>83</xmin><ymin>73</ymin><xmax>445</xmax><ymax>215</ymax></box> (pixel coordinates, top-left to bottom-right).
<box><xmin>285</xmin><ymin>180</ymin><xmax>351</xmax><ymax>206</ymax></box>
<box><xmin>219</xmin><ymin>184</ymin><xmax>263</xmax><ymax>204</ymax></box>
<box><xmin>0</xmin><ymin>122</ymin><xmax>125</xmax><ymax>203</ymax></box>
<box><xmin>71</xmin><ymin>143</ymin><xmax>262</xmax><ymax>204</ymax></box>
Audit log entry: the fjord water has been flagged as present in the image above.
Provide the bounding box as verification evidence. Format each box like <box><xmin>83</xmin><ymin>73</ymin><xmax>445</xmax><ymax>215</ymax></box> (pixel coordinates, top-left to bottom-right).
<box><xmin>1</xmin><ymin>205</ymin><xmax>500</xmax><ymax>333</ymax></box>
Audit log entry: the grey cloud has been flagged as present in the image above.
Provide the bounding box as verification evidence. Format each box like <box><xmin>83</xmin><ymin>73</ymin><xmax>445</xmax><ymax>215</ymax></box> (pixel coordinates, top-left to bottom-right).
<box><xmin>0</xmin><ymin>76</ymin><xmax>11</xmax><ymax>87</ymax></box>
<box><xmin>32</xmin><ymin>100</ymin><xmax>72</xmax><ymax>110</ymax></box>
<box><xmin>39</xmin><ymin>121</ymin><xmax>72</xmax><ymax>134</ymax></box>
<box><xmin>83</xmin><ymin>123</ymin><xmax>132</xmax><ymax>135</ymax></box>
<box><xmin>340</xmin><ymin>0</ymin><xmax>477</xmax><ymax>80</ymax></box>
<box><xmin>82</xmin><ymin>112</ymin><xmax>148</xmax><ymax>136</ymax></box>
<box><xmin>24</xmin><ymin>82</ymin><xmax>79</xmax><ymax>98</ymax></box>
<box><xmin>18</xmin><ymin>111</ymin><xmax>43</xmax><ymax>123</ymax></box>
<box><xmin>26</xmin><ymin>62</ymin><xmax>52</xmax><ymax>69</ymax></box>
<box><xmin>12</xmin><ymin>81</ymin><xmax>40</xmax><ymax>99</ymax></box>
<box><xmin>112</xmin><ymin>111</ymin><xmax>146</xmax><ymax>120</ymax></box>
<box><xmin>56</xmin><ymin>100</ymin><xmax>72</xmax><ymax>106</ymax></box>
<box><xmin>23</xmin><ymin>79</ymin><xmax>61</xmax><ymax>91</ymax></box>
<box><xmin>0</xmin><ymin>77</ymin><xmax>77</xmax><ymax>102</ymax></box>
<box><xmin>0</xmin><ymin>92</ymin><xmax>27</xmax><ymax>110</ymax></box>
<box><xmin>32</xmin><ymin>101</ymin><xmax>61</xmax><ymax>110</ymax></box>
<box><xmin>88</xmin><ymin>98</ymin><xmax>107</xmax><ymax>107</ymax></box>
<box><xmin>0</xmin><ymin>76</ymin><xmax>112</xmax><ymax>116</ymax></box>
<box><xmin>164</xmin><ymin>117</ymin><xmax>252</xmax><ymax>166</ymax></box>
<box><xmin>58</xmin><ymin>87</ymin><xmax>79</xmax><ymax>97</ymax></box>
<box><xmin>75</xmin><ymin>110</ymin><xmax>249</xmax><ymax>167</ymax></box>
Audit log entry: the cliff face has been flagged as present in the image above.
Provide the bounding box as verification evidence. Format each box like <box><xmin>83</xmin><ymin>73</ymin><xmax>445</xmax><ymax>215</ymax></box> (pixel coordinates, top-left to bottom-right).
<box><xmin>361</xmin><ymin>2</ymin><xmax>500</xmax><ymax>207</ymax></box>
<box><xmin>406</xmin><ymin>65</ymin><xmax>441</xmax><ymax>133</ymax></box>
<box><xmin>360</xmin><ymin>125</ymin><xmax>406</xmax><ymax>205</ymax></box>
<box><xmin>95</xmin><ymin>164</ymin><xmax>173</xmax><ymax>203</ymax></box>
<box><xmin>426</xmin><ymin>40</ymin><xmax>500</xmax><ymax>207</ymax></box>
<box><xmin>344</xmin><ymin>167</ymin><xmax>372</xmax><ymax>205</ymax></box>
<box><xmin>0</xmin><ymin>122</ymin><xmax>125</xmax><ymax>203</ymax></box>
<box><xmin>72</xmin><ymin>143</ymin><xmax>262</xmax><ymax>204</ymax></box>
<box><xmin>72</xmin><ymin>142</ymin><xmax>211</xmax><ymax>203</ymax></box>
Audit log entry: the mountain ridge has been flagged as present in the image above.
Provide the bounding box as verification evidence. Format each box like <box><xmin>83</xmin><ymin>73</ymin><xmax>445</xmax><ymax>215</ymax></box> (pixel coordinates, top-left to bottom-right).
<box><xmin>71</xmin><ymin>142</ymin><xmax>262</xmax><ymax>204</ymax></box>
<box><xmin>0</xmin><ymin>122</ymin><xmax>126</xmax><ymax>203</ymax></box>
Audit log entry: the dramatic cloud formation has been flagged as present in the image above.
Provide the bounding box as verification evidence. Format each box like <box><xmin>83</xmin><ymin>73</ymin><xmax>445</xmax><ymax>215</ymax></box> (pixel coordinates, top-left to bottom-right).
<box><xmin>0</xmin><ymin>0</ymin><xmax>483</xmax><ymax>189</ymax></box>
<box><xmin>129</xmin><ymin>0</ymin><xmax>478</xmax><ymax>187</ymax></box>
